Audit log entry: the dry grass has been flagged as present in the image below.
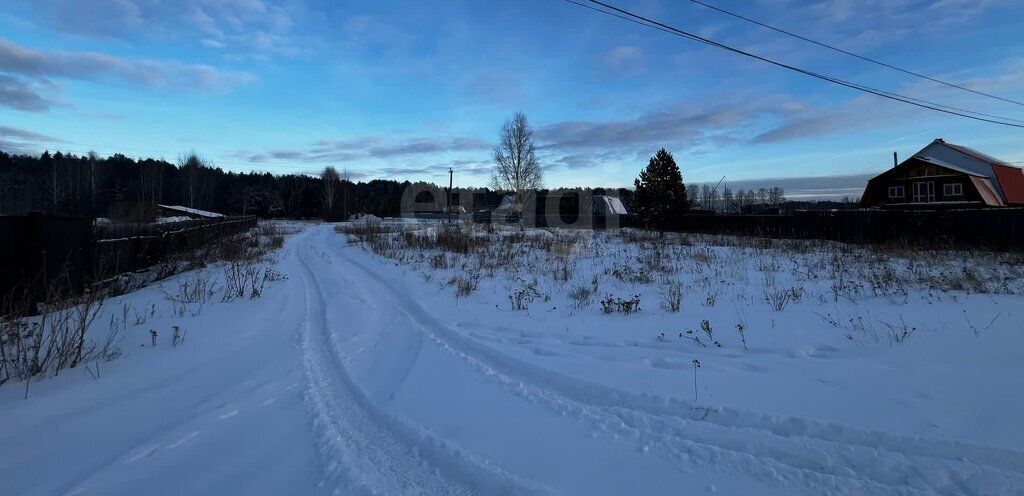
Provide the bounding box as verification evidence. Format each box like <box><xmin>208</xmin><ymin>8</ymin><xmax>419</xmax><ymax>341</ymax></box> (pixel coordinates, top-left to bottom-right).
<box><xmin>337</xmin><ymin>220</ymin><xmax>1024</xmax><ymax>316</ymax></box>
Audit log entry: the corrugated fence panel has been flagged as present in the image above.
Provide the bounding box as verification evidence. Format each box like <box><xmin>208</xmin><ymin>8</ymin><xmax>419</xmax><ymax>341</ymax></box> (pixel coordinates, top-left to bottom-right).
<box><xmin>1</xmin><ymin>215</ymin><xmax>256</xmax><ymax>310</ymax></box>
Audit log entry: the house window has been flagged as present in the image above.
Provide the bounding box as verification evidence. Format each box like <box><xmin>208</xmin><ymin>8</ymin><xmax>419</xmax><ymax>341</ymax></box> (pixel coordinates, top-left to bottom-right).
<box><xmin>912</xmin><ymin>181</ymin><xmax>935</xmax><ymax>203</ymax></box>
<box><xmin>888</xmin><ymin>186</ymin><xmax>904</xmax><ymax>199</ymax></box>
<box><xmin>944</xmin><ymin>183</ymin><xmax>963</xmax><ymax>197</ymax></box>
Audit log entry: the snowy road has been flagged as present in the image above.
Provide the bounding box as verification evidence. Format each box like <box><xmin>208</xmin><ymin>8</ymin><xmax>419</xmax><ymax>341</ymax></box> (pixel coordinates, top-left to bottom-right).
<box><xmin>2</xmin><ymin>223</ymin><xmax>1023</xmax><ymax>495</ymax></box>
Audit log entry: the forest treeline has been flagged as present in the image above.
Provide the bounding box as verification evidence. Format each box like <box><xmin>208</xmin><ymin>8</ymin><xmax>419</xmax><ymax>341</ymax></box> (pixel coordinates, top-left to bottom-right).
<box><xmin>0</xmin><ymin>150</ymin><xmax>398</xmax><ymax>220</ymax></box>
<box><xmin>0</xmin><ymin>150</ymin><xmax>635</xmax><ymax>221</ymax></box>
<box><xmin>0</xmin><ymin>149</ymin><xmax>846</xmax><ymax>221</ymax></box>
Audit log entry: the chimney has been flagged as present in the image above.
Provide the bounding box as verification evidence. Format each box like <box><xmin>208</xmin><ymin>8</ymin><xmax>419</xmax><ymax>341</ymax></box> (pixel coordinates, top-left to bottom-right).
<box><xmin>893</xmin><ymin>151</ymin><xmax>898</xmax><ymax>168</ymax></box>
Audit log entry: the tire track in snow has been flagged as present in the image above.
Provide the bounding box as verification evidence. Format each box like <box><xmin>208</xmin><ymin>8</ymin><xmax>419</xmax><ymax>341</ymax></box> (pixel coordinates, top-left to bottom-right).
<box><xmin>295</xmin><ymin>229</ymin><xmax>551</xmax><ymax>496</ymax></box>
<box><xmin>323</xmin><ymin>227</ymin><xmax>1024</xmax><ymax>496</ymax></box>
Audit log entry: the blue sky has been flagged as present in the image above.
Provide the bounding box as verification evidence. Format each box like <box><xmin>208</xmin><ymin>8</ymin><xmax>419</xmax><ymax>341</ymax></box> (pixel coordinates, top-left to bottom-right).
<box><xmin>2</xmin><ymin>0</ymin><xmax>1023</xmax><ymax>197</ymax></box>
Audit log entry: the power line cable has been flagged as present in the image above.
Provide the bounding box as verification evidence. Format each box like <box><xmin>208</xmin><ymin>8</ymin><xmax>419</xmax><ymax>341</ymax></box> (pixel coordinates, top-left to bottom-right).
<box><xmin>686</xmin><ymin>0</ymin><xmax>1024</xmax><ymax>107</ymax></box>
<box><xmin>560</xmin><ymin>0</ymin><xmax>1024</xmax><ymax>128</ymax></box>
<box><xmin>574</xmin><ymin>0</ymin><xmax>1024</xmax><ymax>127</ymax></box>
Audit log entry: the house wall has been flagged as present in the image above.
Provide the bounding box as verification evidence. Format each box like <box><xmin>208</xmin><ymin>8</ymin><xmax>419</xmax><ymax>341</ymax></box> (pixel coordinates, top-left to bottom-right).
<box><xmin>861</xmin><ymin>161</ymin><xmax>984</xmax><ymax>207</ymax></box>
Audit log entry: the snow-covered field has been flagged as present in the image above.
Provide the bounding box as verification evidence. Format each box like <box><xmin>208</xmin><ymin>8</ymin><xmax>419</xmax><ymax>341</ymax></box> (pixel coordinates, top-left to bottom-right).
<box><xmin>2</xmin><ymin>221</ymin><xmax>1022</xmax><ymax>495</ymax></box>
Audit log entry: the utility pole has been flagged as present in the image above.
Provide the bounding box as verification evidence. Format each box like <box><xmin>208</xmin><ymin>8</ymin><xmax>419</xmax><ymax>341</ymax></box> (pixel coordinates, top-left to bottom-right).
<box><xmin>447</xmin><ymin>166</ymin><xmax>453</xmax><ymax>223</ymax></box>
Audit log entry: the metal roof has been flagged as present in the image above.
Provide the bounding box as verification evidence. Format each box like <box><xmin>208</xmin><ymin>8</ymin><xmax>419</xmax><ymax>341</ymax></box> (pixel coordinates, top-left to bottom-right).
<box><xmin>941</xmin><ymin>141</ymin><xmax>1015</xmax><ymax>167</ymax></box>
<box><xmin>913</xmin><ymin>156</ymin><xmax>987</xmax><ymax>177</ymax></box>
<box><xmin>908</xmin><ymin>139</ymin><xmax>1024</xmax><ymax>204</ymax></box>
<box><xmin>157</xmin><ymin>204</ymin><xmax>225</xmax><ymax>218</ymax></box>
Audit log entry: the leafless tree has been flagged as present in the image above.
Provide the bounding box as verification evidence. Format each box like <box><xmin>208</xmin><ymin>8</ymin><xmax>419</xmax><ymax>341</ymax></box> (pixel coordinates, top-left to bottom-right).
<box><xmin>88</xmin><ymin>151</ymin><xmax>99</xmax><ymax>210</ymax></box>
<box><xmin>686</xmin><ymin>184</ymin><xmax>700</xmax><ymax>209</ymax></box>
<box><xmin>768</xmin><ymin>187</ymin><xmax>786</xmax><ymax>206</ymax></box>
<box><xmin>138</xmin><ymin>161</ymin><xmax>163</xmax><ymax>216</ymax></box>
<box><xmin>43</xmin><ymin>157</ymin><xmax>63</xmax><ymax>214</ymax></box>
<box><xmin>321</xmin><ymin>166</ymin><xmax>340</xmax><ymax>220</ymax></box>
<box><xmin>737</xmin><ymin>189</ymin><xmax>758</xmax><ymax>211</ymax></box>
<box><xmin>178</xmin><ymin>152</ymin><xmax>209</xmax><ymax>208</ymax></box>
<box><xmin>491</xmin><ymin>112</ymin><xmax>543</xmax><ymax>205</ymax></box>
<box><xmin>341</xmin><ymin>167</ymin><xmax>351</xmax><ymax>220</ymax></box>
<box><xmin>699</xmin><ymin>185</ymin><xmax>711</xmax><ymax>210</ymax></box>
<box><xmin>722</xmin><ymin>187</ymin><xmax>734</xmax><ymax>213</ymax></box>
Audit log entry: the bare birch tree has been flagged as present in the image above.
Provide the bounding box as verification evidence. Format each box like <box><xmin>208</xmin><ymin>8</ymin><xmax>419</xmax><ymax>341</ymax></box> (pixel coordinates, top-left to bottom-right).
<box><xmin>321</xmin><ymin>166</ymin><xmax>340</xmax><ymax>220</ymax></box>
<box><xmin>88</xmin><ymin>151</ymin><xmax>99</xmax><ymax>211</ymax></box>
<box><xmin>42</xmin><ymin>153</ymin><xmax>63</xmax><ymax>214</ymax></box>
<box><xmin>340</xmin><ymin>167</ymin><xmax>351</xmax><ymax>221</ymax></box>
<box><xmin>491</xmin><ymin>112</ymin><xmax>542</xmax><ymax>205</ymax></box>
<box><xmin>178</xmin><ymin>152</ymin><xmax>208</xmax><ymax>208</ymax></box>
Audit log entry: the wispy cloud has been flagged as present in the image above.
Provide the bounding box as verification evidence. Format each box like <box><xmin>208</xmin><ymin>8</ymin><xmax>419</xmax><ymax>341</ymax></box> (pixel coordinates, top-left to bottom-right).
<box><xmin>0</xmin><ymin>124</ymin><xmax>64</xmax><ymax>142</ymax></box>
<box><xmin>0</xmin><ymin>73</ymin><xmax>53</xmax><ymax>111</ymax></box>
<box><xmin>0</xmin><ymin>36</ymin><xmax>257</xmax><ymax>111</ymax></box>
<box><xmin>26</xmin><ymin>0</ymin><xmax>308</xmax><ymax>58</ymax></box>
<box><xmin>340</xmin><ymin>14</ymin><xmax>415</xmax><ymax>49</ymax></box>
<box><xmin>536</xmin><ymin>98</ymin><xmax>797</xmax><ymax>152</ymax></box>
<box><xmin>0</xmin><ymin>124</ymin><xmax>65</xmax><ymax>154</ymax></box>
<box><xmin>235</xmin><ymin>135</ymin><xmax>492</xmax><ymax>164</ymax></box>
<box><xmin>466</xmin><ymin>69</ymin><xmax>524</xmax><ymax>104</ymax></box>
<box><xmin>0</xmin><ymin>37</ymin><xmax>256</xmax><ymax>90</ymax></box>
<box><xmin>599</xmin><ymin>45</ymin><xmax>645</xmax><ymax>75</ymax></box>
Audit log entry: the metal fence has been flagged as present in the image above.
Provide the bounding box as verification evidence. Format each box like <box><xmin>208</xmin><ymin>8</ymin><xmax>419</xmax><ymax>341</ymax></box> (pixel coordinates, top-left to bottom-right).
<box><xmin>95</xmin><ymin>216</ymin><xmax>257</xmax><ymax>275</ymax></box>
<box><xmin>652</xmin><ymin>209</ymin><xmax>1024</xmax><ymax>250</ymax></box>
<box><xmin>501</xmin><ymin>207</ymin><xmax>1024</xmax><ymax>250</ymax></box>
<box><xmin>1</xmin><ymin>214</ymin><xmax>257</xmax><ymax>310</ymax></box>
<box><xmin>0</xmin><ymin>214</ymin><xmax>95</xmax><ymax>309</ymax></box>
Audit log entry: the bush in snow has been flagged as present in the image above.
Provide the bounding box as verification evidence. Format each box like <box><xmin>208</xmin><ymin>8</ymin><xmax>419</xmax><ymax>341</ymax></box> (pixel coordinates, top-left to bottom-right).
<box><xmin>764</xmin><ymin>287</ymin><xmax>793</xmax><ymax>312</ymax></box>
<box><xmin>568</xmin><ymin>285</ymin><xmax>594</xmax><ymax>310</ymax></box>
<box><xmin>165</xmin><ymin>270</ymin><xmax>217</xmax><ymax>317</ymax></box>
<box><xmin>882</xmin><ymin>316</ymin><xmax>917</xmax><ymax>345</ymax></box>
<box><xmin>699</xmin><ymin>320</ymin><xmax>721</xmax><ymax>347</ymax></box>
<box><xmin>449</xmin><ymin>273</ymin><xmax>480</xmax><ymax>298</ymax></box>
<box><xmin>171</xmin><ymin>326</ymin><xmax>186</xmax><ymax>348</ymax></box>
<box><xmin>600</xmin><ymin>294</ymin><xmax>641</xmax><ymax>315</ymax></box>
<box><xmin>660</xmin><ymin>282</ymin><xmax>682</xmax><ymax>313</ymax></box>
<box><xmin>221</xmin><ymin>263</ymin><xmax>285</xmax><ymax>303</ymax></box>
<box><xmin>509</xmin><ymin>280</ymin><xmax>544</xmax><ymax>311</ymax></box>
<box><xmin>0</xmin><ymin>274</ymin><xmax>108</xmax><ymax>393</ymax></box>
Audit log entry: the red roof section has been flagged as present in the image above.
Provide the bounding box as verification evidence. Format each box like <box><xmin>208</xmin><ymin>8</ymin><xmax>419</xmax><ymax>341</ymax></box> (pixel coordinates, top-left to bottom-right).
<box><xmin>992</xmin><ymin>164</ymin><xmax>1024</xmax><ymax>205</ymax></box>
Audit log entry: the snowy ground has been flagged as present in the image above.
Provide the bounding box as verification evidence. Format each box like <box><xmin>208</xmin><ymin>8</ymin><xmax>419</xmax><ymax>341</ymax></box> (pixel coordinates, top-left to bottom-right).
<box><xmin>2</xmin><ymin>221</ymin><xmax>1023</xmax><ymax>495</ymax></box>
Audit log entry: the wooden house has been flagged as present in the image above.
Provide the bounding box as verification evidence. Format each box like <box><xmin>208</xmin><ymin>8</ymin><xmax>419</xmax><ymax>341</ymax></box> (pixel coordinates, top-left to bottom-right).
<box><xmin>859</xmin><ymin>139</ymin><xmax>1024</xmax><ymax>208</ymax></box>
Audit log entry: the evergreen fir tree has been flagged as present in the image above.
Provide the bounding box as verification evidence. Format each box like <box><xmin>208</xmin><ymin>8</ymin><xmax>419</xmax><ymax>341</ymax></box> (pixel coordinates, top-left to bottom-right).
<box><xmin>633</xmin><ymin>148</ymin><xmax>689</xmax><ymax>234</ymax></box>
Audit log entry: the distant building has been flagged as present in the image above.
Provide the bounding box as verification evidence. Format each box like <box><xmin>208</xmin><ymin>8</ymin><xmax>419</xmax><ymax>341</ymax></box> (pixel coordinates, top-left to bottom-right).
<box><xmin>859</xmin><ymin>139</ymin><xmax>1024</xmax><ymax>208</ymax></box>
<box><xmin>489</xmin><ymin>191</ymin><xmax>628</xmax><ymax>226</ymax></box>
<box><xmin>592</xmin><ymin>195</ymin><xmax>628</xmax><ymax>215</ymax></box>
